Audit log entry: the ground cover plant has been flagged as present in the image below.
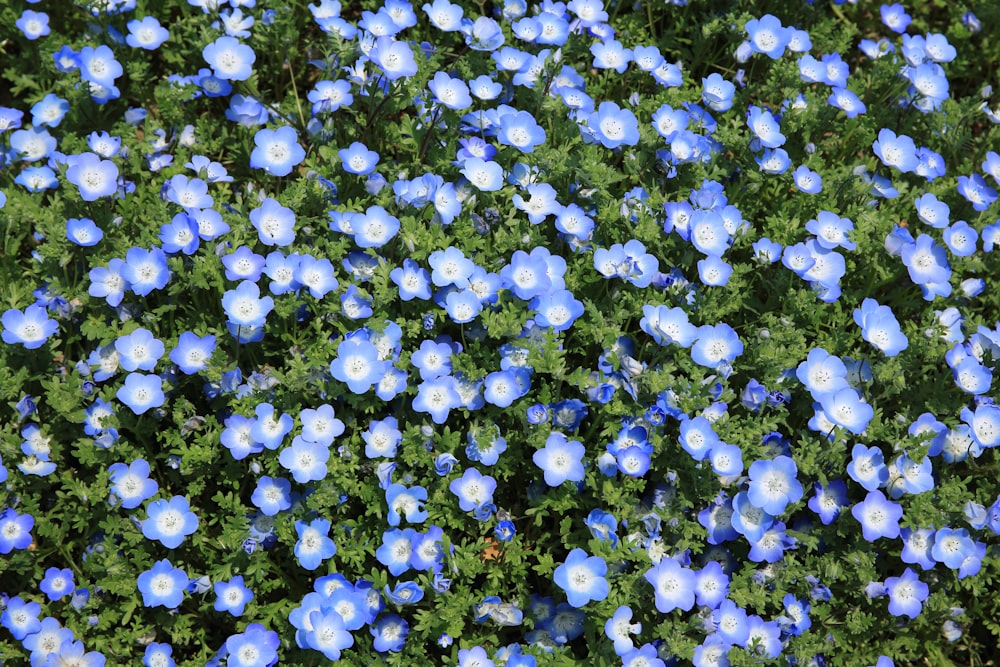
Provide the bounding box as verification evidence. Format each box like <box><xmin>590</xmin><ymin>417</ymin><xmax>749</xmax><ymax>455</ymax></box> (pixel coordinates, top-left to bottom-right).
<box><xmin>1</xmin><ymin>0</ymin><xmax>999</xmax><ymax>665</ymax></box>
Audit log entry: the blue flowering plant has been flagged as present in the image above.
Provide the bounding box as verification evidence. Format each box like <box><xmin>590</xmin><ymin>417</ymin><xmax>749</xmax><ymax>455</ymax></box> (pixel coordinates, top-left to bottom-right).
<box><xmin>2</xmin><ymin>0</ymin><xmax>1000</xmax><ymax>665</ymax></box>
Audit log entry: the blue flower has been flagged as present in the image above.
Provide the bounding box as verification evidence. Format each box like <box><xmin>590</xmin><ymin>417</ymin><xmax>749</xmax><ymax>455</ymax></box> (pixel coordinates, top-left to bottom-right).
<box><xmin>294</xmin><ymin>518</ymin><xmax>336</xmax><ymax>570</ymax></box>
<box><xmin>644</xmin><ymin>558</ymin><xmax>696</xmax><ymax>613</ymax></box>
<box><xmin>169</xmin><ymin>332</ymin><xmax>216</xmax><ymax>375</ymax></box>
<box><xmin>0</xmin><ymin>596</ymin><xmax>41</xmax><ymax>640</ymax></box>
<box><xmin>16</xmin><ymin>10</ymin><xmax>50</xmax><ymax>39</ymax></box>
<box><xmin>851</xmin><ymin>490</ymin><xmax>903</xmax><ymax>541</ymax></box>
<box><xmin>873</xmin><ymin>128</ymin><xmax>918</xmax><ymax>173</ymax></box>
<box><xmin>339</xmin><ymin>142</ymin><xmax>381</xmax><ymax>175</ymax></box>
<box><xmin>745</xmin><ymin>14</ymin><xmax>792</xmax><ymax>59</ymax></box>
<box><xmin>747</xmin><ymin>106</ymin><xmax>785</xmax><ymax>148</ymax></box>
<box><xmin>372</xmin><ymin>614</ymin><xmax>408</xmax><ymax>652</ymax></box>
<box><xmin>553</xmin><ymin>549</ymin><xmax>608</xmax><ymax>607</ymax></box>
<box><xmin>449</xmin><ymin>468</ymin><xmax>497</xmax><ymax>513</ymax></box>
<box><xmin>142</xmin><ymin>496</ymin><xmax>199</xmax><ymax>548</ymax></box>
<box><xmin>585</xmin><ymin>102</ymin><xmax>640</xmax><ymax>149</ymax></box>
<box><xmin>250</xmin><ymin>125</ymin><xmax>305</xmax><ymax>177</ymax></box>
<box><xmin>250</xmin><ymin>198</ymin><xmax>296</xmax><ymax>246</ymax></box>
<box><xmin>202</xmin><ymin>36</ymin><xmax>255</xmax><ymax>80</ymax></box>
<box><xmin>369</xmin><ymin>37</ymin><xmax>418</xmax><ymax>80</ymax></box>
<box><xmin>330</xmin><ymin>338</ymin><xmax>388</xmax><ymax>394</ymax></box>
<box><xmin>1</xmin><ymin>304</ymin><xmax>58</xmax><ymax>349</ymax></box>
<box><xmin>532</xmin><ymin>432</ymin><xmax>585</xmax><ymax>486</ymax></box>
<box><xmin>747</xmin><ymin>456</ymin><xmax>803</xmax><ymax>515</ymax></box>
<box><xmin>122</xmin><ymin>247</ymin><xmax>170</xmax><ymax>296</ymax></box>
<box><xmin>40</xmin><ymin>567</ymin><xmax>75</xmax><ymax>601</ymax></box>
<box><xmin>116</xmin><ymin>373</ymin><xmax>165</xmax><ymax>415</ymax></box>
<box><xmin>226</xmin><ymin>624</ymin><xmax>280</xmax><ymax>667</ymax></box>
<box><xmin>65</xmin><ymin>152</ymin><xmax>119</xmax><ymax>201</ymax></box>
<box><xmin>222</xmin><ymin>281</ymin><xmax>274</xmax><ymax>328</ymax></box>
<box><xmin>137</xmin><ymin>559</ymin><xmax>187</xmax><ymax>609</ymax></box>
<box><xmin>884</xmin><ymin>568</ymin><xmax>928</xmax><ymax>618</ymax></box>
<box><xmin>386</xmin><ymin>484</ymin><xmax>428</xmax><ymax>525</ymax></box>
<box><xmin>280</xmin><ymin>437</ymin><xmax>330</xmax><ymax>483</ymax></box>
<box><xmin>109</xmin><ymin>459</ymin><xmax>158</xmax><ymax>509</ymax></box>
<box><xmin>126</xmin><ymin>16</ymin><xmax>169</xmax><ymax>49</ymax></box>
<box><xmin>214</xmin><ymin>576</ymin><xmax>254</xmax><ymax>616</ymax></box>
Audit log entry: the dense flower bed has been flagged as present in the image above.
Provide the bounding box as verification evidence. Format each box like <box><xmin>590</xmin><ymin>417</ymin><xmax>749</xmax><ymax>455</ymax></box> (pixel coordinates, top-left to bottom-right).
<box><xmin>1</xmin><ymin>0</ymin><xmax>999</xmax><ymax>665</ymax></box>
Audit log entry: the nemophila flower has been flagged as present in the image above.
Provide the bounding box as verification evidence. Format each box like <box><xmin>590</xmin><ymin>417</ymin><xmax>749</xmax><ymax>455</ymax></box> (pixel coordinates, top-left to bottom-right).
<box><xmin>221</xmin><ymin>414</ymin><xmax>263</xmax><ymax>460</ymax></box>
<box><xmin>880</xmin><ymin>3</ymin><xmax>912</xmax><ymax>32</ymax></box>
<box><xmin>1</xmin><ymin>596</ymin><xmax>41</xmax><ymax>640</ymax></box>
<box><xmin>214</xmin><ymin>576</ymin><xmax>254</xmax><ymax>617</ymax></box>
<box><xmin>807</xmin><ymin>211</ymin><xmax>855</xmax><ymax>250</ymax></box>
<box><xmin>30</xmin><ymin>93</ymin><xmax>69</xmax><ymax>128</ymax></box>
<box><xmin>143</xmin><ymin>496</ymin><xmax>199</xmax><ymax>548</ymax></box>
<box><xmin>1</xmin><ymin>304</ymin><xmax>58</xmax><ymax>349</ymax></box>
<box><xmin>116</xmin><ymin>373</ymin><xmax>165</xmax><ymax>415</ymax></box>
<box><xmin>463</xmin><ymin>15</ymin><xmax>505</xmax><ymax>51</ymax></box>
<box><xmin>755</xmin><ymin>147</ymin><xmax>790</xmax><ymax>173</ymax></box>
<box><xmin>158</xmin><ymin>214</ymin><xmax>200</xmax><ymax>255</ymax></box>
<box><xmin>942</xmin><ymin>220</ymin><xmax>978</xmax><ymax>257</ymax></box>
<box><xmin>126</xmin><ymin>16</ymin><xmax>169</xmax><ymax>49</ymax></box>
<box><xmin>16</xmin><ymin>9</ymin><xmax>50</xmax><ymax>39</ymax></box>
<box><xmin>138</xmin><ymin>559</ymin><xmax>187</xmax><ymax>609</ymax></box>
<box><xmin>424</xmin><ymin>0</ymin><xmax>464</xmax><ymax>31</ymax></box>
<box><xmin>745</xmin><ymin>14</ymin><xmax>792</xmax><ymax>59</ymax></box>
<box><xmin>533</xmin><ymin>432</ymin><xmax>585</xmax><ymax>487</ymax></box>
<box><xmin>690</xmin><ymin>323</ymin><xmax>743</xmax><ymax>369</ymax></box>
<box><xmin>461</xmin><ymin>157</ymin><xmax>505</xmax><ymax>191</ymax></box>
<box><xmin>697</xmin><ymin>256</ymin><xmax>732</xmax><ymax>286</ymax></box>
<box><xmin>796</xmin><ymin>347</ymin><xmax>849</xmax><ymax>398</ymax></box>
<box><xmin>747</xmin><ymin>455</ymin><xmax>803</xmax><ymax>515</ymax></box>
<box><xmin>369</xmin><ymin>37</ymin><xmax>418</xmax><ymax>80</ymax></box>
<box><xmin>604</xmin><ymin>606</ymin><xmax>640</xmax><ymax>656</ymax></box>
<box><xmin>115</xmin><ymin>328</ymin><xmax>164</xmax><ymax>372</ymax></box>
<box><xmin>532</xmin><ymin>290</ymin><xmax>584</xmax><ymax>331</ymax></box>
<box><xmin>108</xmin><ymin>459</ymin><xmax>160</xmax><ymax>509</ymax></box>
<box><xmin>294</xmin><ymin>518</ymin><xmax>336</xmax><ymax>570</ymax></box>
<box><xmin>450</xmin><ymin>468</ymin><xmax>497</xmax><ymax>513</ymax></box>
<box><xmin>169</xmin><ymin>332</ymin><xmax>215</xmax><ymax>375</ymax></box>
<box><xmin>295</xmin><ymin>255</ymin><xmax>339</xmax><ymax>298</ymax></box>
<box><xmin>497</xmin><ymin>110</ymin><xmax>547</xmax><ymax>153</ymax></box>
<box><xmin>280</xmin><ymin>436</ymin><xmax>330</xmax><ymax>483</ymax></box>
<box><xmin>747</xmin><ymin>106</ymin><xmax>784</xmax><ymax>148</ymax></box>
<box><xmin>884</xmin><ymin>568</ymin><xmax>928</xmax><ymax>619</ymax></box>
<box><xmin>353</xmin><ymin>206</ymin><xmax>400</xmax><ymax>248</ymax></box>
<box><xmin>251</xmin><ymin>476</ymin><xmax>292</xmax><ymax>516</ymax></box>
<box><xmin>931</xmin><ymin>526</ymin><xmax>975</xmax><ymax>569</ymax></box>
<box><xmin>371</xmin><ymin>614</ymin><xmax>408</xmax><ymax>653</ymax></box>
<box><xmin>678</xmin><ymin>416</ymin><xmax>721</xmax><ymax>461</ymax></box>
<box><xmin>339</xmin><ymin>141</ymin><xmax>380</xmax><ymax>175</ymax></box>
<box><xmin>554</xmin><ymin>549</ymin><xmax>608</xmax><ymax>607</ymax></box>
<box><xmin>40</xmin><ymin>567</ymin><xmax>75</xmax><ymax>602</ymax></box>
<box><xmin>330</xmin><ymin>338</ymin><xmax>387</xmax><ymax>394</ymax></box>
<box><xmin>77</xmin><ymin>44</ymin><xmax>122</xmax><ymax>89</ymax></box>
<box><xmin>386</xmin><ymin>483</ymin><xmax>428</xmax><ymax>525</ymax></box>
<box><xmin>389</xmin><ymin>259</ymin><xmax>432</xmax><ymax>301</ymax></box>
<box><xmin>192</xmin><ymin>208</ymin><xmax>229</xmax><ymax>240</ymax></box>
<box><xmin>732</xmin><ymin>491</ymin><xmax>775</xmax><ymax>542</ymax></box>
<box><xmin>226</xmin><ymin>625</ymin><xmax>280</xmax><ymax>667</ymax></box>
<box><xmin>651</xmin><ymin>104</ymin><xmax>689</xmax><ymax>142</ymax></box>
<box><xmin>249</xmin><ymin>198</ymin><xmax>296</xmax><ymax>247</ymax></box>
<box><xmin>250</xmin><ymin>126</ymin><xmax>305</xmax><ymax>177</ymax></box>
<box><xmin>873</xmin><ymin>128</ymin><xmax>918</xmax><ymax>173</ymax></box>
<box><xmin>645</xmin><ymin>558</ymin><xmax>696</xmax><ymax>613</ymax></box>
<box><xmin>413</xmin><ymin>376</ymin><xmax>462</xmax><ymax>423</ymax></box>
<box><xmin>900</xmin><ymin>527</ymin><xmax>937</xmax><ymax>570</ymax></box>
<box><xmin>852</xmin><ymin>490</ymin><xmax>903</xmax><ymax>541</ymax></box>
<box><xmin>585</xmin><ymin>102</ymin><xmax>640</xmax><ymax>149</ymax></box>
<box><xmin>222</xmin><ymin>281</ymin><xmax>274</xmax><ymax>328</ymax></box>
<box><xmin>914</xmin><ymin>193</ymin><xmax>949</xmax><ymax>228</ymax></box>
<box><xmin>808</xmin><ymin>479</ymin><xmax>848</xmax><ymax>524</ymax></box>
<box><xmin>123</xmin><ymin>246</ymin><xmax>169</xmax><ymax>296</ymax></box>
<box><xmin>701</xmin><ymin>73</ymin><xmax>735</xmax><ymax>112</ymax></box>
<box><xmin>957</xmin><ymin>174</ymin><xmax>998</xmax><ymax>211</ymax></box>
<box><xmin>202</xmin><ymin>35</ymin><xmax>255</xmax><ymax>80</ymax></box>
<box><xmin>15</xmin><ymin>166</ymin><xmax>58</xmax><ymax>193</ymax></box>
<box><xmin>855</xmin><ymin>299</ymin><xmax>908</xmax><ymax>356</ymax></box>
<box><xmin>65</xmin><ymin>152</ymin><xmax>119</xmax><ymax>201</ymax></box>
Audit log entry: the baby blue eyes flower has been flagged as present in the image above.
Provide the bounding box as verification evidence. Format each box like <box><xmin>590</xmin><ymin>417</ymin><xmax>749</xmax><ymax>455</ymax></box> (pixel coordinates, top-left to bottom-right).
<box><xmin>143</xmin><ymin>496</ymin><xmax>199</xmax><ymax>548</ymax></box>
<box><xmin>1</xmin><ymin>304</ymin><xmax>58</xmax><ymax>349</ymax></box>
<box><xmin>222</xmin><ymin>281</ymin><xmax>274</xmax><ymax>328</ymax></box>
<box><xmin>851</xmin><ymin>490</ymin><xmax>903</xmax><ymax>541</ymax></box>
<box><xmin>115</xmin><ymin>373</ymin><xmax>165</xmax><ymax>415</ymax></box>
<box><xmin>294</xmin><ymin>518</ymin><xmax>337</xmax><ymax>570</ymax></box>
<box><xmin>880</xmin><ymin>3</ymin><xmax>912</xmax><ymax>33</ymax></box>
<box><xmin>250</xmin><ymin>198</ymin><xmax>296</xmax><ymax>246</ymax></box>
<box><xmin>280</xmin><ymin>436</ymin><xmax>330</xmax><ymax>482</ymax></box>
<box><xmin>214</xmin><ymin>576</ymin><xmax>254</xmax><ymax>616</ymax></box>
<box><xmin>108</xmin><ymin>459</ymin><xmax>159</xmax><ymax>509</ymax></box>
<box><xmin>645</xmin><ymin>557</ymin><xmax>697</xmax><ymax>613</ymax></box>
<box><xmin>854</xmin><ymin>298</ymin><xmax>908</xmax><ymax>357</ymax></box>
<box><xmin>873</xmin><ymin>128</ymin><xmax>918</xmax><ymax>174</ymax></box>
<box><xmin>330</xmin><ymin>338</ymin><xmax>387</xmax><ymax>394</ymax></box>
<box><xmin>745</xmin><ymin>14</ymin><xmax>792</xmax><ymax>59</ymax></box>
<box><xmin>585</xmin><ymin>102</ymin><xmax>640</xmax><ymax>149</ymax></box>
<box><xmin>533</xmin><ymin>432</ymin><xmax>585</xmax><ymax>486</ymax></box>
<box><xmin>170</xmin><ymin>332</ymin><xmax>216</xmax><ymax>374</ymax></box>
<box><xmin>250</xmin><ymin>125</ymin><xmax>305</xmax><ymax>177</ymax></box>
<box><xmin>123</xmin><ymin>246</ymin><xmax>170</xmax><ymax>296</ymax></box>
<box><xmin>701</xmin><ymin>73</ymin><xmax>735</xmax><ymax>112</ymax></box>
<box><xmin>553</xmin><ymin>549</ymin><xmax>608</xmax><ymax>607</ymax></box>
<box><xmin>461</xmin><ymin>156</ymin><xmax>505</xmax><ymax>191</ymax></box>
<box><xmin>369</xmin><ymin>37</ymin><xmax>419</xmax><ymax>80</ymax></box>
<box><xmin>16</xmin><ymin>9</ymin><xmax>50</xmax><ymax>39</ymax></box>
<box><xmin>40</xmin><ymin>567</ymin><xmax>75</xmax><ymax>601</ymax></box>
<box><xmin>226</xmin><ymin>624</ymin><xmax>280</xmax><ymax>667</ymax></box>
<box><xmin>884</xmin><ymin>568</ymin><xmax>928</xmax><ymax>619</ymax></box>
<box><xmin>137</xmin><ymin>559</ymin><xmax>188</xmax><ymax>609</ymax></box>
<box><xmin>115</xmin><ymin>327</ymin><xmax>164</xmax><ymax>372</ymax></box>
<box><xmin>65</xmin><ymin>152</ymin><xmax>119</xmax><ymax>201</ymax></box>
<box><xmin>339</xmin><ymin>142</ymin><xmax>381</xmax><ymax>175</ymax></box>
<box><xmin>747</xmin><ymin>455</ymin><xmax>803</xmax><ymax>515</ymax></box>
<box><xmin>386</xmin><ymin>483</ymin><xmax>429</xmax><ymax>525</ymax></box>
<box><xmin>202</xmin><ymin>35</ymin><xmax>255</xmax><ymax>81</ymax></box>
<box><xmin>126</xmin><ymin>16</ymin><xmax>169</xmax><ymax>50</ymax></box>
<box><xmin>450</xmin><ymin>467</ymin><xmax>497</xmax><ymax>512</ymax></box>
<box><xmin>497</xmin><ymin>110</ymin><xmax>547</xmax><ymax>153</ymax></box>
<box><xmin>747</xmin><ymin>106</ymin><xmax>785</xmax><ymax>148</ymax></box>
